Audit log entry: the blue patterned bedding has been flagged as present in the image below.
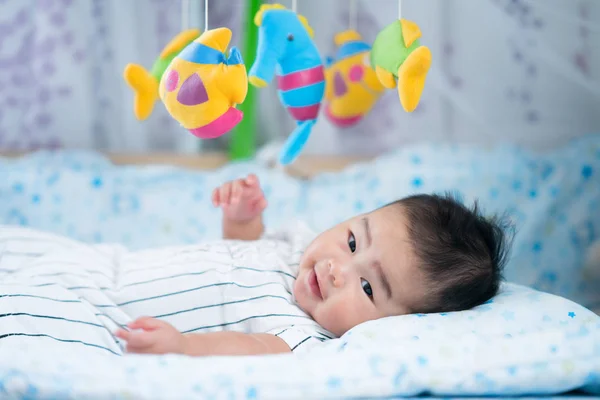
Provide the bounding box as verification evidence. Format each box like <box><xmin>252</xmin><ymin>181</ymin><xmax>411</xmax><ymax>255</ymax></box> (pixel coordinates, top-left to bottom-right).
<box><xmin>2</xmin><ymin>134</ymin><xmax>599</xmax><ymax>309</ymax></box>
<box><xmin>1</xmin><ymin>135</ymin><xmax>599</xmax><ymax>398</ymax></box>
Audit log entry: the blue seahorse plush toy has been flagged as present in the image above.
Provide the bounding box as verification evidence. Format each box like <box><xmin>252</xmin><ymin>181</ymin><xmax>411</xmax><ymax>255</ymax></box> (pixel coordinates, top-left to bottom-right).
<box><xmin>248</xmin><ymin>4</ymin><xmax>325</xmax><ymax>165</ymax></box>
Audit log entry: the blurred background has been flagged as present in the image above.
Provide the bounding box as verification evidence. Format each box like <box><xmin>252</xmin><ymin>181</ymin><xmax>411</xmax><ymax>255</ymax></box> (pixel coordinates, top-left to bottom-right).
<box><xmin>0</xmin><ymin>0</ymin><xmax>598</xmax><ymax>157</ymax></box>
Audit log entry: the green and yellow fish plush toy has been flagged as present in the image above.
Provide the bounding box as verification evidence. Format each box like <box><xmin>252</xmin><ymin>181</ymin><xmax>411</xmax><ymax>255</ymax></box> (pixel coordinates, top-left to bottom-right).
<box><xmin>370</xmin><ymin>19</ymin><xmax>432</xmax><ymax>113</ymax></box>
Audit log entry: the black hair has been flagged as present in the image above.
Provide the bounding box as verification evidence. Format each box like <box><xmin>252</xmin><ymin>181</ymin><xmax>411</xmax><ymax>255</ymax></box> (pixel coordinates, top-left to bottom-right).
<box><xmin>390</xmin><ymin>193</ymin><xmax>514</xmax><ymax>314</ymax></box>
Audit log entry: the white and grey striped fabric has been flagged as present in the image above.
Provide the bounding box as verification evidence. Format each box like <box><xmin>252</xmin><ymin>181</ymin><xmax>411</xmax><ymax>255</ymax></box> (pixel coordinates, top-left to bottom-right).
<box><xmin>0</xmin><ymin>222</ymin><xmax>333</xmax><ymax>357</ymax></box>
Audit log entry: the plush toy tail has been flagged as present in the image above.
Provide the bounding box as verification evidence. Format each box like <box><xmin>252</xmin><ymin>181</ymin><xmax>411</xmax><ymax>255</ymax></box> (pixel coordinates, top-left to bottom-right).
<box><xmin>397</xmin><ymin>45</ymin><xmax>432</xmax><ymax>112</ymax></box>
<box><xmin>124</xmin><ymin>63</ymin><xmax>160</xmax><ymax>121</ymax></box>
<box><xmin>279</xmin><ymin>120</ymin><xmax>316</xmax><ymax>165</ymax></box>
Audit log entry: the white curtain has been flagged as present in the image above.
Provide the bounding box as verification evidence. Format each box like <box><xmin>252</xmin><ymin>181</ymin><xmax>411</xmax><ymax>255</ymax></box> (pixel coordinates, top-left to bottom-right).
<box><xmin>0</xmin><ymin>0</ymin><xmax>598</xmax><ymax>154</ymax></box>
<box><xmin>258</xmin><ymin>0</ymin><xmax>600</xmax><ymax>155</ymax></box>
<box><xmin>0</xmin><ymin>0</ymin><xmax>243</xmax><ymax>153</ymax></box>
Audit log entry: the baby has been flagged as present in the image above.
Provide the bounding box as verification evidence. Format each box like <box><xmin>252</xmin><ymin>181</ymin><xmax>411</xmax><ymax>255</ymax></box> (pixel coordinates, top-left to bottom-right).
<box><xmin>115</xmin><ymin>173</ymin><xmax>511</xmax><ymax>356</ymax></box>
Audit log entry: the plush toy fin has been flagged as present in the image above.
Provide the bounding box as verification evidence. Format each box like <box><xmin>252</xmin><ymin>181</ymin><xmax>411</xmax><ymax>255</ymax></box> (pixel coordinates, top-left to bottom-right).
<box><xmin>124</xmin><ymin>63</ymin><xmax>160</xmax><ymax>121</ymax></box>
<box><xmin>218</xmin><ymin>47</ymin><xmax>248</xmax><ymax>105</ymax></box>
<box><xmin>254</xmin><ymin>3</ymin><xmax>287</xmax><ymax>26</ymax></box>
<box><xmin>375</xmin><ymin>65</ymin><xmax>397</xmax><ymax>89</ymax></box>
<box><xmin>397</xmin><ymin>45</ymin><xmax>431</xmax><ymax>112</ymax></box>
<box><xmin>249</xmin><ymin>76</ymin><xmax>268</xmax><ymax>88</ymax></box>
<box><xmin>159</xmin><ymin>29</ymin><xmax>202</xmax><ymax>59</ymax></box>
<box><xmin>279</xmin><ymin>120</ymin><xmax>315</xmax><ymax>165</ymax></box>
<box><xmin>334</xmin><ymin>30</ymin><xmax>362</xmax><ymax>46</ymax></box>
<box><xmin>202</xmin><ymin>27</ymin><xmax>233</xmax><ymax>53</ymax></box>
<box><xmin>400</xmin><ymin>19</ymin><xmax>422</xmax><ymax>48</ymax></box>
<box><xmin>227</xmin><ymin>46</ymin><xmax>243</xmax><ymax>65</ymax></box>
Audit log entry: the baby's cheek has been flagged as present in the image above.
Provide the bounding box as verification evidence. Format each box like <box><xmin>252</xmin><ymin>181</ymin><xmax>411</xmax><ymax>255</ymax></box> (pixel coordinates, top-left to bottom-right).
<box><xmin>292</xmin><ymin>274</ymin><xmax>311</xmax><ymax>311</ymax></box>
<box><xmin>320</xmin><ymin>294</ymin><xmax>371</xmax><ymax>336</ymax></box>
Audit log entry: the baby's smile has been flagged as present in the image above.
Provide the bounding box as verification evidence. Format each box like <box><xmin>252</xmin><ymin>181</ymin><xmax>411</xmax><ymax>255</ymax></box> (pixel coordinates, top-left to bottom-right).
<box><xmin>307</xmin><ymin>265</ymin><xmax>323</xmax><ymax>300</ymax></box>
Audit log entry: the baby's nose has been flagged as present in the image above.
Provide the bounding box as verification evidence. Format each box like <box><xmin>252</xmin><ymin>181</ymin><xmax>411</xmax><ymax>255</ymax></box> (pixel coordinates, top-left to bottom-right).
<box><xmin>328</xmin><ymin>261</ymin><xmax>345</xmax><ymax>288</ymax></box>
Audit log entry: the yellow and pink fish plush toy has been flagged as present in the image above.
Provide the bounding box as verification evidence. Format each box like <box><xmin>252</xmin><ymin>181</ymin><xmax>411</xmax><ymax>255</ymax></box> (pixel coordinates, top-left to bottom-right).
<box><xmin>323</xmin><ymin>30</ymin><xmax>385</xmax><ymax>128</ymax></box>
<box><xmin>124</xmin><ymin>27</ymin><xmax>247</xmax><ymax>139</ymax></box>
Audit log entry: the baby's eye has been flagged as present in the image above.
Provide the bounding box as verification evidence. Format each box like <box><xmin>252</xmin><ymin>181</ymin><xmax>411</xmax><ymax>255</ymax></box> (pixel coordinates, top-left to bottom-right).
<box><xmin>361</xmin><ymin>278</ymin><xmax>373</xmax><ymax>299</ymax></box>
<box><xmin>348</xmin><ymin>232</ymin><xmax>356</xmax><ymax>253</ymax></box>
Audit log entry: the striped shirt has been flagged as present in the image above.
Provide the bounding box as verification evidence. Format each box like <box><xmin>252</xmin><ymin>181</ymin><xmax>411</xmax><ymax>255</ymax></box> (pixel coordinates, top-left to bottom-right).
<box><xmin>0</xmin><ymin>222</ymin><xmax>334</xmax><ymax>356</ymax></box>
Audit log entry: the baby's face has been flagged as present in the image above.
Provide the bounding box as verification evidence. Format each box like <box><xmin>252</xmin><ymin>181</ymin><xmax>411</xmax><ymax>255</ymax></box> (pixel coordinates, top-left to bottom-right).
<box><xmin>294</xmin><ymin>205</ymin><xmax>425</xmax><ymax>337</ymax></box>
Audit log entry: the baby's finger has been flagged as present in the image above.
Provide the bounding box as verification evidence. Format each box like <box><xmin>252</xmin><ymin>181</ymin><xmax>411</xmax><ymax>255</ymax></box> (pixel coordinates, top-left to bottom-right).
<box><xmin>231</xmin><ymin>180</ymin><xmax>243</xmax><ymax>204</ymax></box>
<box><xmin>211</xmin><ymin>188</ymin><xmax>220</xmax><ymax>207</ymax></box>
<box><xmin>257</xmin><ymin>197</ymin><xmax>268</xmax><ymax>212</ymax></box>
<box><xmin>251</xmin><ymin>197</ymin><xmax>268</xmax><ymax>213</ymax></box>
<box><xmin>122</xmin><ymin>331</ymin><xmax>157</xmax><ymax>350</ymax></box>
<box><xmin>245</xmin><ymin>173</ymin><xmax>259</xmax><ymax>187</ymax></box>
<box><xmin>115</xmin><ymin>328</ymin><xmax>156</xmax><ymax>351</ymax></box>
<box><xmin>244</xmin><ymin>187</ymin><xmax>266</xmax><ymax>205</ymax></box>
<box><xmin>219</xmin><ymin>183</ymin><xmax>232</xmax><ymax>205</ymax></box>
<box><xmin>128</xmin><ymin>316</ymin><xmax>164</xmax><ymax>331</ymax></box>
<box><xmin>114</xmin><ymin>328</ymin><xmax>131</xmax><ymax>341</ymax></box>
<box><xmin>125</xmin><ymin>344</ymin><xmax>159</xmax><ymax>354</ymax></box>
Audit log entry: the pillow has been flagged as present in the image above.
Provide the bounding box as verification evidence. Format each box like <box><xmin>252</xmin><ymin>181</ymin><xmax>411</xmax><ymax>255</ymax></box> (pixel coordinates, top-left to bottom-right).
<box><xmin>317</xmin><ymin>282</ymin><xmax>600</xmax><ymax>395</ymax></box>
<box><xmin>340</xmin><ymin>282</ymin><xmax>598</xmax><ymax>346</ymax></box>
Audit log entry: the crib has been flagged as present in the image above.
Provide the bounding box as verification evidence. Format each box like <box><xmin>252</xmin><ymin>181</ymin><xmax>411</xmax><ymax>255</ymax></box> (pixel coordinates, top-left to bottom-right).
<box><xmin>1</xmin><ymin>0</ymin><xmax>599</xmax><ymax>397</ymax></box>
<box><xmin>1</xmin><ymin>134</ymin><xmax>599</xmax><ymax>399</ymax></box>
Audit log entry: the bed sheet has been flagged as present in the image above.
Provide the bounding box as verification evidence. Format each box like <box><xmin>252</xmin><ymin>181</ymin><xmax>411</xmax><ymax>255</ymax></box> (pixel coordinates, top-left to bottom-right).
<box><xmin>1</xmin><ymin>281</ymin><xmax>598</xmax><ymax>399</ymax></box>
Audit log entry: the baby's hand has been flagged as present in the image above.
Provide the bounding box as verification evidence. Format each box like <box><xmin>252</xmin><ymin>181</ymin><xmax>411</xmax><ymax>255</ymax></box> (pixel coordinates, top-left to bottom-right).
<box><xmin>212</xmin><ymin>173</ymin><xmax>267</xmax><ymax>223</ymax></box>
<box><xmin>115</xmin><ymin>317</ymin><xmax>186</xmax><ymax>355</ymax></box>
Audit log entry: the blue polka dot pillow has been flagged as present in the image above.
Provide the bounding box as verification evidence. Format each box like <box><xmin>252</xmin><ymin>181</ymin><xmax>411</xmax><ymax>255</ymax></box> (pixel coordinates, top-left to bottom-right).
<box><xmin>320</xmin><ymin>282</ymin><xmax>600</xmax><ymax>394</ymax></box>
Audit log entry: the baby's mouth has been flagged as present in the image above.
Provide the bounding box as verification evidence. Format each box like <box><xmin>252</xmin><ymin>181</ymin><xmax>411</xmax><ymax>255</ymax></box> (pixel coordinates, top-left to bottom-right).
<box><xmin>308</xmin><ymin>266</ymin><xmax>323</xmax><ymax>300</ymax></box>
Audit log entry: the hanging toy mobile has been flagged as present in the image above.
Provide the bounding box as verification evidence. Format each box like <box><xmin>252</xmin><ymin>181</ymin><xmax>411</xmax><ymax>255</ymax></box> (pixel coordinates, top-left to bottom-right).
<box><xmin>323</xmin><ymin>0</ymin><xmax>385</xmax><ymax>128</ymax></box>
<box><xmin>124</xmin><ymin>0</ymin><xmax>248</xmax><ymax>139</ymax></box>
<box><xmin>123</xmin><ymin>27</ymin><xmax>201</xmax><ymax>121</ymax></box>
<box><xmin>248</xmin><ymin>1</ymin><xmax>325</xmax><ymax>165</ymax></box>
<box><xmin>370</xmin><ymin>0</ymin><xmax>432</xmax><ymax>112</ymax></box>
